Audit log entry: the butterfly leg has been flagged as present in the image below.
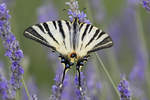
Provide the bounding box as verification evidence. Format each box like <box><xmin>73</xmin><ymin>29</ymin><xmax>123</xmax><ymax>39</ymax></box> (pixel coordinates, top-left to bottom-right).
<box><xmin>76</xmin><ymin>66</ymin><xmax>81</xmax><ymax>87</ymax></box>
<box><xmin>60</xmin><ymin>63</ymin><xmax>71</xmax><ymax>87</ymax></box>
<box><xmin>61</xmin><ymin>67</ymin><xmax>67</xmax><ymax>84</ymax></box>
<box><xmin>76</xmin><ymin>66</ymin><xmax>84</xmax><ymax>93</ymax></box>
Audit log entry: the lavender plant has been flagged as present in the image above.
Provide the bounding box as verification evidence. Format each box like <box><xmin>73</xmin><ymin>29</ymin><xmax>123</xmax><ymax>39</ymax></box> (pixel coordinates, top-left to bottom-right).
<box><xmin>49</xmin><ymin>66</ymin><xmax>64</xmax><ymax>100</ymax></box>
<box><xmin>0</xmin><ymin>73</ymin><xmax>12</xmax><ymax>99</ymax></box>
<box><xmin>0</xmin><ymin>3</ymin><xmax>24</xmax><ymax>100</ymax></box>
<box><xmin>118</xmin><ymin>78</ymin><xmax>131</xmax><ymax>100</ymax></box>
<box><xmin>0</xmin><ymin>2</ymin><xmax>24</xmax><ymax>90</ymax></box>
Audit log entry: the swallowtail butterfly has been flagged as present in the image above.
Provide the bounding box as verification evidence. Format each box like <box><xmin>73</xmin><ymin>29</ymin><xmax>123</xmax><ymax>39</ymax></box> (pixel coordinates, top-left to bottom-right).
<box><xmin>24</xmin><ymin>18</ymin><xmax>113</xmax><ymax>86</ymax></box>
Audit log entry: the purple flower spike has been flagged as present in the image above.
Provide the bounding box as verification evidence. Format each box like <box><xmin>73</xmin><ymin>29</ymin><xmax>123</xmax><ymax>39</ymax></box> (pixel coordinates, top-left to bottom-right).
<box><xmin>0</xmin><ymin>2</ymin><xmax>24</xmax><ymax>97</ymax></box>
<box><xmin>74</xmin><ymin>72</ymin><xmax>90</xmax><ymax>100</ymax></box>
<box><xmin>0</xmin><ymin>75</ymin><xmax>8</xmax><ymax>99</ymax></box>
<box><xmin>0</xmin><ymin>74</ymin><xmax>15</xmax><ymax>100</ymax></box>
<box><xmin>49</xmin><ymin>66</ymin><xmax>64</xmax><ymax>100</ymax></box>
<box><xmin>66</xmin><ymin>0</ymin><xmax>90</xmax><ymax>24</ymax></box>
<box><xmin>118</xmin><ymin>78</ymin><xmax>131</xmax><ymax>100</ymax></box>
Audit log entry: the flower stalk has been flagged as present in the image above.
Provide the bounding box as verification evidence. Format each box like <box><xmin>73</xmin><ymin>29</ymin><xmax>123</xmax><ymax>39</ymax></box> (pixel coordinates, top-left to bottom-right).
<box><xmin>95</xmin><ymin>53</ymin><xmax>120</xmax><ymax>98</ymax></box>
<box><xmin>0</xmin><ymin>3</ymin><xmax>30</xmax><ymax>100</ymax></box>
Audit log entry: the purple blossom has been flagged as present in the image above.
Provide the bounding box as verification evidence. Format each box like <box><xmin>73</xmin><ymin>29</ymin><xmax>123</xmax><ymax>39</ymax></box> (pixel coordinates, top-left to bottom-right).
<box><xmin>60</xmin><ymin>75</ymin><xmax>76</xmax><ymax>100</ymax></box>
<box><xmin>0</xmin><ymin>75</ymin><xmax>8</xmax><ymax>99</ymax></box>
<box><xmin>74</xmin><ymin>72</ymin><xmax>90</xmax><ymax>100</ymax></box>
<box><xmin>49</xmin><ymin>66</ymin><xmax>64</xmax><ymax>100</ymax></box>
<box><xmin>0</xmin><ymin>62</ymin><xmax>9</xmax><ymax>100</ymax></box>
<box><xmin>0</xmin><ymin>2</ymin><xmax>24</xmax><ymax>99</ymax></box>
<box><xmin>0</xmin><ymin>74</ymin><xmax>15</xmax><ymax>100</ymax></box>
<box><xmin>118</xmin><ymin>78</ymin><xmax>131</xmax><ymax>100</ymax></box>
<box><xmin>142</xmin><ymin>0</ymin><xmax>150</xmax><ymax>11</ymax></box>
<box><xmin>66</xmin><ymin>0</ymin><xmax>90</xmax><ymax>24</ymax></box>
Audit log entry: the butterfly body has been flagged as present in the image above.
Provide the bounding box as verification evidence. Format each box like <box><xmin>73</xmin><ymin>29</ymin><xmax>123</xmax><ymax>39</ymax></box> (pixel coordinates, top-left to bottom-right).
<box><xmin>24</xmin><ymin>17</ymin><xmax>113</xmax><ymax>86</ymax></box>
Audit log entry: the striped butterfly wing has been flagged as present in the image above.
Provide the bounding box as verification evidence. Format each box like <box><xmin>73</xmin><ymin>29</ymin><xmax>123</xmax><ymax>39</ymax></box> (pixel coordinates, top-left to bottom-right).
<box><xmin>24</xmin><ymin>20</ymin><xmax>72</xmax><ymax>55</ymax></box>
<box><xmin>76</xmin><ymin>23</ymin><xmax>113</xmax><ymax>57</ymax></box>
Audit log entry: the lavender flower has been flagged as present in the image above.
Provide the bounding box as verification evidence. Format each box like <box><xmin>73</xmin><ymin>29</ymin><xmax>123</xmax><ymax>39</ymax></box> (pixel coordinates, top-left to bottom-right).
<box><xmin>0</xmin><ymin>64</ymin><xmax>15</xmax><ymax>100</ymax></box>
<box><xmin>142</xmin><ymin>0</ymin><xmax>150</xmax><ymax>11</ymax></box>
<box><xmin>0</xmin><ymin>3</ymin><xmax>24</xmax><ymax>100</ymax></box>
<box><xmin>66</xmin><ymin>0</ymin><xmax>90</xmax><ymax>23</ymax></box>
<box><xmin>0</xmin><ymin>75</ymin><xmax>9</xmax><ymax>99</ymax></box>
<box><xmin>118</xmin><ymin>78</ymin><xmax>131</xmax><ymax>100</ymax></box>
<box><xmin>0</xmin><ymin>75</ymin><xmax>15</xmax><ymax>100</ymax></box>
<box><xmin>0</xmin><ymin>3</ymin><xmax>24</xmax><ymax>90</ymax></box>
<box><xmin>49</xmin><ymin>66</ymin><xmax>65</xmax><ymax>100</ymax></box>
<box><xmin>74</xmin><ymin>72</ymin><xmax>90</xmax><ymax>100</ymax></box>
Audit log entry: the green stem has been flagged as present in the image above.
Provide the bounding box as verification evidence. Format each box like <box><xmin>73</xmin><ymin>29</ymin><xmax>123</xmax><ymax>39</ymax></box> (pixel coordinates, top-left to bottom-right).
<box><xmin>21</xmin><ymin>77</ymin><xmax>31</xmax><ymax>100</ymax></box>
<box><xmin>16</xmin><ymin>89</ymin><xmax>20</xmax><ymax>100</ymax></box>
<box><xmin>95</xmin><ymin>53</ymin><xmax>120</xmax><ymax>98</ymax></box>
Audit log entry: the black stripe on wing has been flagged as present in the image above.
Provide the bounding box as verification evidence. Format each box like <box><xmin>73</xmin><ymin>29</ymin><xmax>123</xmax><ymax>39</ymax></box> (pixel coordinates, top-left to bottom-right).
<box><xmin>79</xmin><ymin>23</ymin><xmax>84</xmax><ymax>31</ymax></box>
<box><xmin>96</xmin><ymin>31</ymin><xmax>105</xmax><ymax>40</ymax></box>
<box><xmin>88</xmin><ymin>36</ymin><xmax>113</xmax><ymax>53</ymax></box>
<box><xmin>85</xmin><ymin>29</ymin><xmax>100</xmax><ymax>47</ymax></box>
<box><xmin>88</xmin><ymin>25</ymin><xmax>93</xmax><ymax>33</ymax></box>
<box><xmin>65</xmin><ymin>20</ymin><xmax>71</xmax><ymax>31</ymax></box>
<box><xmin>35</xmin><ymin>24</ymin><xmax>45</xmax><ymax>33</ymax></box>
<box><xmin>81</xmin><ymin>24</ymin><xmax>90</xmax><ymax>40</ymax></box>
<box><xmin>52</xmin><ymin>21</ymin><xmax>57</xmax><ymax>29</ymax></box>
<box><xmin>43</xmin><ymin>23</ymin><xmax>59</xmax><ymax>44</ymax></box>
<box><xmin>23</xmin><ymin>26</ymin><xmax>56</xmax><ymax>51</ymax></box>
<box><xmin>58</xmin><ymin>21</ymin><xmax>65</xmax><ymax>39</ymax></box>
<box><xmin>73</xmin><ymin>18</ymin><xmax>78</xmax><ymax>50</ymax></box>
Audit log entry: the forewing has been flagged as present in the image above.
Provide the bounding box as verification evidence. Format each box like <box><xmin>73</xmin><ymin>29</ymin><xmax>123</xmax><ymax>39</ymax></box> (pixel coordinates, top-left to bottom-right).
<box><xmin>76</xmin><ymin>23</ymin><xmax>113</xmax><ymax>57</ymax></box>
<box><xmin>24</xmin><ymin>20</ymin><xmax>72</xmax><ymax>55</ymax></box>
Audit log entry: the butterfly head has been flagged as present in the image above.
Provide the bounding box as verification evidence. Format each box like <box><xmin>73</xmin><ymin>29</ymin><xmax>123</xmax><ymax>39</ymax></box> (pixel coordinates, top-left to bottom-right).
<box><xmin>69</xmin><ymin>52</ymin><xmax>77</xmax><ymax>63</ymax></box>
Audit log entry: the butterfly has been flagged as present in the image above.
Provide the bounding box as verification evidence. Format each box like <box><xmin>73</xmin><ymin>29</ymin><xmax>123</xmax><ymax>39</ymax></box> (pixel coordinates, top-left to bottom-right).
<box><xmin>24</xmin><ymin>18</ymin><xmax>113</xmax><ymax>87</ymax></box>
